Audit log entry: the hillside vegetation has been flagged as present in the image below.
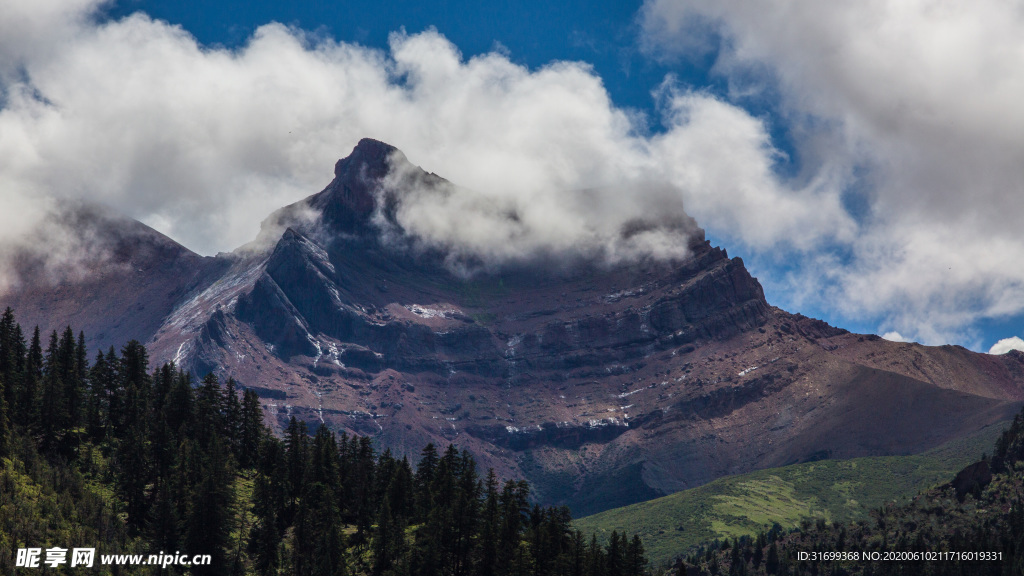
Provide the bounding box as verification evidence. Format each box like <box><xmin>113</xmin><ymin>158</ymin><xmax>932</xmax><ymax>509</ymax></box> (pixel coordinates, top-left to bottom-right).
<box><xmin>668</xmin><ymin>411</ymin><xmax>1024</xmax><ymax>575</ymax></box>
<box><xmin>575</xmin><ymin>424</ymin><xmax>1007</xmax><ymax>566</ymax></box>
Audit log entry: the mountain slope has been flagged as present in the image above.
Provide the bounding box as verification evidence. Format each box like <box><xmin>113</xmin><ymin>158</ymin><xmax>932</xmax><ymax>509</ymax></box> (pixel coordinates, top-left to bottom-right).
<box><xmin>573</xmin><ymin>421</ymin><xmax>1008</xmax><ymax>565</ymax></box>
<box><xmin>4</xmin><ymin>139</ymin><xmax>1024</xmax><ymax>515</ymax></box>
<box><xmin>0</xmin><ymin>205</ymin><xmax>227</xmax><ymax>353</ymax></box>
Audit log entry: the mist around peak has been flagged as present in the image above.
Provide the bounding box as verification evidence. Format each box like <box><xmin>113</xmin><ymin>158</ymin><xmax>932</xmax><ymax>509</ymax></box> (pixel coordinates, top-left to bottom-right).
<box><xmin>233</xmin><ymin>139</ymin><xmax>709</xmax><ymax>277</ymax></box>
<box><xmin>371</xmin><ymin>148</ymin><xmax>706</xmax><ymax>276</ymax></box>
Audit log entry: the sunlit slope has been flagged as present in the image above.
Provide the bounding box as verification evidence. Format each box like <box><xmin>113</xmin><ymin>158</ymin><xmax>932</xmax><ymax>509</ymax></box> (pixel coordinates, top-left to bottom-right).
<box><xmin>573</xmin><ymin>421</ymin><xmax>1008</xmax><ymax>566</ymax></box>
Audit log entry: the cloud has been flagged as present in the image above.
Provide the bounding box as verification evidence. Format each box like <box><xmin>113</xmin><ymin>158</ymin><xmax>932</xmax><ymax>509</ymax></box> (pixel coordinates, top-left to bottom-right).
<box><xmin>0</xmin><ymin>0</ymin><xmax>101</xmax><ymax>78</ymax></box>
<box><xmin>5</xmin><ymin>0</ymin><xmax>1019</xmax><ymax>349</ymax></box>
<box><xmin>640</xmin><ymin>0</ymin><xmax>1024</xmax><ymax>345</ymax></box>
<box><xmin>377</xmin><ymin>151</ymin><xmax>698</xmax><ymax>273</ymax></box>
<box><xmin>990</xmin><ymin>337</ymin><xmax>1024</xmax><ymax>356</ymax></box>
<box><xmin>0</xmin><ymin>1</ymin><xmax>851</xmax><ymax>288</ymax></box>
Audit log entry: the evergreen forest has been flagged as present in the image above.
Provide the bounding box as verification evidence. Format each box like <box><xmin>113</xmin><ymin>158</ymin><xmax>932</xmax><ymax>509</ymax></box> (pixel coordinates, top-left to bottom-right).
<box><xmin>0</xmin><ymin>308</ymin><xmax>646</xmax><ymax>575</ymax></box>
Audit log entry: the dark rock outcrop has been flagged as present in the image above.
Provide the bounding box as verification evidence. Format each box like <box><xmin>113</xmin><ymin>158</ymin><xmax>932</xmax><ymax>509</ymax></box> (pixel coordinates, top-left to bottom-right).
<box><xmin>947</xmin><ymin>460</ymin><xmax>992</xmax><ymax>502</ymax></box>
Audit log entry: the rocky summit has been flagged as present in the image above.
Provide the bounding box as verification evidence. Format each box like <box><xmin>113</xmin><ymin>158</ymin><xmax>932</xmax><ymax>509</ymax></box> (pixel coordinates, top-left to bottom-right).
<box><xmin>5</xmin><ymin>139</ymin><xmax>1024</xmax><ymax>515</ymax></box>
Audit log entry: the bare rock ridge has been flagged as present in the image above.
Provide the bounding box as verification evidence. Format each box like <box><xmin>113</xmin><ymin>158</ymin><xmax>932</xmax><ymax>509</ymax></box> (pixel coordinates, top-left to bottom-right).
<box><xmin>4</xmin><ymin>138</ymin><xmax>1024</xmax><ymax>516</ymax></box>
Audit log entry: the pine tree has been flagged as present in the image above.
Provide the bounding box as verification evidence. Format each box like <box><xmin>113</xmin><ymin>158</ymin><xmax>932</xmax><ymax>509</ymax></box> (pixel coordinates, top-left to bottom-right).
<box><xmin>115</xmin><ymin>342</ymin><xmax>154</xmax><ymax>532</ymax></box>
<box><xmin>390</xmin><ymin>457</ymin><xmax>415</xmax><ymax>520</ymax></box>
<box><xmin>372</xmin><ymin>494</ymin><xmax>406</xmax><ymax>576</ymax></box>
<box><xmin>351</xmin><ymin>435</ymin><xmax>377</xmax><ymax>539</ymax></box>
<box><xmin>40</xmin><ymin>330</ymin><xmax>67</xmax><ymax>450</ymax></box>
<box><xmin>239</xmin><ymin>389</ymin><xmax>265</xmax><ymax>469</ymax></box>
<box><xmin>606</xmin><ymin>531</ymin><xmax>625</xmax><ymax>576</ymax></box>
<box><xmin>374</xmin><ymin>448</ymin><xmax>398</xmax><ymax>509</ymax></box>
<box><xmin>0</xmin><ymin>309</ymin><xmax>17</xmax><ymax>454</ymax></box>
<box><xmin>149</xmin><ymin>363</ymin><xmax>181</xmax><ymax>481</ymax></box>
<box><xmin>85</xmin><ymin>350</ymin><xmax>108</xmax><ymax>440</ymax></box>
<box><xmin>415</xmin><ymin>443</ymin><xmax>439</xmax><ymax>520</ymax></box>
<box><xmin>118</xmin><ymin>412</ymin><xmax>152</xmax><ymax>532</ymax></box>
<box><xmin>309</xmin><ymin>425</ymin><xmax>340</xmax><ymax>486</ymax></box>
<box><xmin>569</xmin><ymin>530</ymin><xmax>587</xmax><ymax>576</ymax></box>
<box><xmin>285</xmin><ymin>417</ymin><xmax>309</xmax><ymax>522</ymax></box>
<box><xmin>6</xmin><ymin>321</ymin><xmax>27</xmax><ymax>425</ymax></box>
<box><xmin>194</xmin><ymin>372</ymin><xmax>223</xmax><ymax>449</ymax></box>
<box><xmin>149</xmin><ymin>471</ymin><xmax>180</xmax><ymax>554</ymax></box>
<box><xmin>102</xmin><ymin>346</ymin><xmax>123</xmax><ymax>435</ymax></box>
<box><xmin>585</xmin><ymin>534</ymin><xmax>606</xmax><ymax>576</ymax></box>
<box><xmin>498</xmin><ymin>480</ymin><xmax>530</xmax><ymax>574</ymax></box>
<box><xmin>18</xmin><ymin>326</ymin><xmax>42</xmax><ymax>428</ymax></box>
<box><xmin>766</xmin><ymin>541</ymin><xmax>780</xmax><ymax>575</ymax></box>
<box><xmin>452</xmin><ymin>449</ymin><xmax>481</xmax><ymax>576</ymax></box>
<box><xmin>165</xmin><ymin>369</ymin><xmax>194</xmax><ymax>436</ymax></box>
<box><xmin>72</xmin><ymin>330</ymin><xmax>88</xmax><ymax>427</ymax></box>
<box><xmin>0</xmin><ymin>318</ymin><xmax>666</xmax><ymax>576</ymax></box>
<box><xmin>294</xmin><ymin>478</ymin><xmax>346</xmax><ymax>576</ymax></box>
<box><xmin>626</xmin><ymin>534</ymin><xmax>646</xmax><ymax>576</ymax></box>
<box><xmin>120</xmin><ymin>340</ymin><xmax>150</xmax><ymax>390</ymax></box>
<box><xmin>184</xmin><ymin>435</ymin><xmax>236</xmax><ymax>576</ymax></box>
<box><xmin>257</xmin><ymin>435</ymin><xmax>291</xmax><ymax>534</ymax></box>
<box><xmin>0</xmin><ymin>308</ymin><xmax>17</xmax><ymax>402</ymax></box>
<box><xmin>728</xmin><ymin>539</ymin><xmax>742</xmax><ymax>576</ymax></box>
<box><xmin>479</xmin><ymin>469</ymin><xmax>501</xmax><ymax>576</ymax></box>
<box><xmin>250</xmin><ymin>457</ymin><xmax>284</xmax><ymax>576</ymax></box>
<box><xmin>222</xmin><ymin>377</ymin><xmax>242</xmax><ymax>453</ymax></box>
<box><xmin>0</xmin><ymin>374</ymin><xmax>9</xmax><ymax>458</ymax></box>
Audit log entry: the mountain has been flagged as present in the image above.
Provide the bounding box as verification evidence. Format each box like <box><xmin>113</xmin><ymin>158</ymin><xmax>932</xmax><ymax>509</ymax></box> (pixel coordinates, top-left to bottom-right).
<box><xmin>4</xmin><ymin>139</ymin><xmax>1024</xmax><ymax>515</ymax></box>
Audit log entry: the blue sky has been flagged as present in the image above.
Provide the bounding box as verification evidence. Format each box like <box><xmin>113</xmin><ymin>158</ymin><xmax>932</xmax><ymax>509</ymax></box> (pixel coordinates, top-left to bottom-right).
<box><xmin>101</xmin><ymin>0</ymin><xmax>738</xmax><ymax>146</ymax></box>
<box><xmin>104</xmin><ymin>0</ymin><xmax>686</xmax><ymax>111</ymax></box>
<box><xmin>2</xmin><ymin>0</ymin><xmax>1024</xmax><ymax>353</ymax></box>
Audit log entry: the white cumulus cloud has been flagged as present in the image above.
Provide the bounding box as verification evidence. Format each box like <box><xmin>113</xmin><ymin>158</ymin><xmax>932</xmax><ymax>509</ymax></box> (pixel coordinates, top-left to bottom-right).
<box><xmin>0</xmin><ymin>0</ymin><xmax>852</xmax><ymax>289</ymax></box>
<box><xmin>640</xmin><ymin>0</ymin><xmax>1024</xmax><ymax>345</ymax></box>
<box><xmin>989</xmin><ymin>337</ymin><xmax>1024</xmax><ymax>356</ymax></box>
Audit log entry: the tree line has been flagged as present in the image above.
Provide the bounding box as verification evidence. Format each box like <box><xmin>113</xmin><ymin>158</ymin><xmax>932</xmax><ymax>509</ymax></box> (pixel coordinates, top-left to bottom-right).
<box><xmin>0</xmin><ymin>308</ymin><xmax>648</xmax><ymax>576</ymax></box>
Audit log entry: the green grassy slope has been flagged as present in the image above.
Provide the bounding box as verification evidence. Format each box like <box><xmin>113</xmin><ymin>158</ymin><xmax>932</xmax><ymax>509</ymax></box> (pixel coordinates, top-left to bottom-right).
<box><xmin>0</xmin><ymin>440</ymin><xmax>145</xmax><ymax>574</ymax></box>
<box><xmin>573</xmin><ymin>422</ymin><xmax>1009</xmax><ymax>567</ymax></box>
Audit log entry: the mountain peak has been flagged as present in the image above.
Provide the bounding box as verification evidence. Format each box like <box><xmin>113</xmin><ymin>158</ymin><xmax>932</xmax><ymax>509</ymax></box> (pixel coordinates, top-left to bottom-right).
<box><xmin>238</xmin><ymin>138</ymin><xmax>425</xmax><ymax>253</ymax></box>
<box><xmin>279</xmin><ymin>227</ymin><xmax>301</xmax><ymax>242</ymax></box>
<box><xmin>333</xmin><ymin>138</ymin><xmax>404</xmax><ymax>180</ymax></box>
<box><xmin>310</xmin><ymin>138</ymin><xmax>411</xmax><ymax>235</ymax></box>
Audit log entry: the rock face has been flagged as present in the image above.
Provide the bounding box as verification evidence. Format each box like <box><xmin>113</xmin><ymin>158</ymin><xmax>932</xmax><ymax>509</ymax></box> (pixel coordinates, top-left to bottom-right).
<box><xmin>5</xmin><ymin>138</ymin><xmax>1024</xmax><ymax>516</ymax></box>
